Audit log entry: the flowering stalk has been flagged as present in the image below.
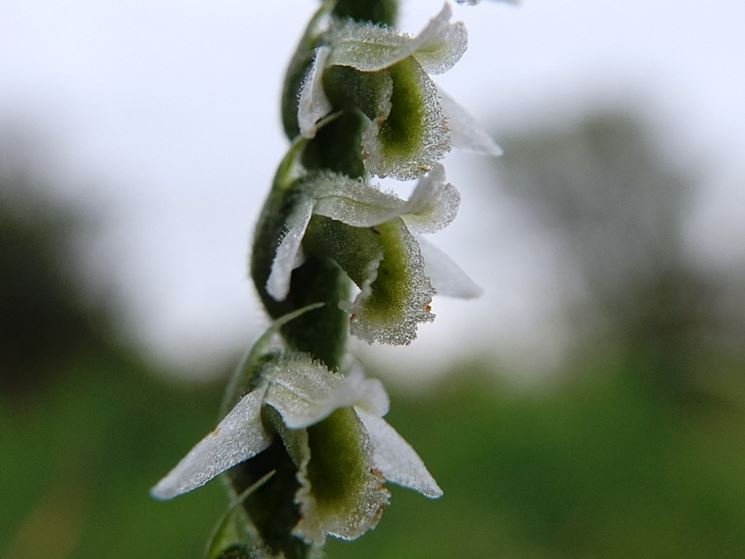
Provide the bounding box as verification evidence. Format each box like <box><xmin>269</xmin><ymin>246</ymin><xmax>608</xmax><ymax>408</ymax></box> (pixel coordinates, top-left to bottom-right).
<box><xmin>152</xmin><ymin>1</ymin><xmax>501</xmax><ymax>558</ymax></box>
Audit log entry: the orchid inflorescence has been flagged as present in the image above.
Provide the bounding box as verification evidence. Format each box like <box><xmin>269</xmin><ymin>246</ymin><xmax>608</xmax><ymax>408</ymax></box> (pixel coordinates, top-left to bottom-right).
<box><xmin>153</xmin><ymin>1</ymin><xmax>502</xmax><ymax>557</ymax></box>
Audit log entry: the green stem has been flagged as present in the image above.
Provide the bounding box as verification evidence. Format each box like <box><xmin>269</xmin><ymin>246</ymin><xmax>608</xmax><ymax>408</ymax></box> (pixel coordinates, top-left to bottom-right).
<box><xmin>234</xmin><ymin>2</ymin><xmax>401</xmax><ymax>557</ymax></box>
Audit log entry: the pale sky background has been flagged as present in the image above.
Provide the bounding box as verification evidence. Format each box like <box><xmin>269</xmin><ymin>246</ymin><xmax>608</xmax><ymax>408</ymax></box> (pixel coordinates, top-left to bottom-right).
<box><xmin>2</xmin><ymin>0</ymin><xmax>744</xmax><ymax>382</ymax></box>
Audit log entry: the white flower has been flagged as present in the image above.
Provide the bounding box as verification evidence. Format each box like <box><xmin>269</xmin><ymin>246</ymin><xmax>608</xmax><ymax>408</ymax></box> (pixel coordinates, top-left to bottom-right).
<box><xmin>298</xmin><ymin>3</ymin><xmax>501</xmax><ymax>179</ymax></box>
<box><xmin>266</xmin><ymin>162</ymin><xmax>482</xmax><ymax>345</ymax></box>
<box><xmin>151</xmin><ymin>352</ymin><xmax>442</xmax><ymax>545</ymax></box>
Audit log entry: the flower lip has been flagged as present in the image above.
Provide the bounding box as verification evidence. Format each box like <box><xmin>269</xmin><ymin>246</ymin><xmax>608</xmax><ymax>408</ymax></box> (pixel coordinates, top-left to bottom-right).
<box><xmin>298</xmin><ymin>46</ymin><xmax>333</xmax><ymax>139</ymax></box>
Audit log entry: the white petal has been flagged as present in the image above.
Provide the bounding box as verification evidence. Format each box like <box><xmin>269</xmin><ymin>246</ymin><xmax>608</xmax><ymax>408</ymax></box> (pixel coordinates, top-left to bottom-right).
<box><xmin>312</xmin><ymin>172</ymin><xmax>406</xmax><ymax>227</ymax></box>
<box><xmin>327</xmin><ymin>20</ymin><xmax>408</xmax><ymax>72</ymax></box>
<box><xmin>418</xmin><ymin>236</ymin><xmax>483</xmax><ymax>299</ymax></box>
<box><xmin>400</xmin><ymin>163</ymin><xmax>461</xmax><ymax>233</ymax></box>
<box><xmin>356</xmin><ymin>409</ymin><xmax>443</xmax><ymax>498</ymax></box>
<box><xmin>310</xmin><ymin>166</ymin><xmax>458</xmax><ymax>233</ymax></box>
<box><xmin>151</xmin><ymin>388</ymin><xmax>271</xmax><ymax>500</ymax></box>
<box><xmin>266</xmin><ymin>197</ymin><xmax>315</xmax><ymax>301</ymax></box>
<box><xmin>298</xmin><ymin>46</ymin><xmax>333</xmax><ymax>139</ymax></box>
<box><xmin>411</xmin><ymin>7</ymin><xmax>468</xmax><ymax>75</ymax></box>
<box><xmin>264</xmin><ymin>355</ymin><xmax>389</xmax><ymax>429</ymax></box>
<box><xmin>438</xmin><ymin>88</ymin><xmax>503</xmax><ymax>156</ymax></box>
<box><xmin>327</xmin><ymin>4</ymin><xmax>465</xmax><ymax>74</ymax></box>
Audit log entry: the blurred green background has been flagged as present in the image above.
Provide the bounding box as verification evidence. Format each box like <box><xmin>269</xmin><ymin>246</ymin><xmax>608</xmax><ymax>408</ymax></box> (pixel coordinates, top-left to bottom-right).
<box><xmin>2</xmin><ymin>109</ymin><xmax>744</xmax><ymax>559</ymax></box>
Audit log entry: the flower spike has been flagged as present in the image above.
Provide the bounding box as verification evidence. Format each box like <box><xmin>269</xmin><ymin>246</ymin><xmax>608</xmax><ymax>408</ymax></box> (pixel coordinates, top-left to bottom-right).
<box><xmin>154</xmin><ymin>1</ymin><xmax>500</xmax><ymax>554</ymax></box>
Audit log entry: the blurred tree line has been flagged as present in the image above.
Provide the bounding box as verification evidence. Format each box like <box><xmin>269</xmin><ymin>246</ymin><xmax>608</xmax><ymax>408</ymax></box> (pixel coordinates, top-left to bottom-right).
<box><xmin>1</xmin><ymin>110</ymin><xmax>744</xmax><ymax>558</ymax></box>
<box><xmin>0</xmin><ymin>145</ymin><xmax>225</xmax><ymax>559</ymax></box>
<box><xmin>487</xmin><ymin>111</ymin><xmax>745</xmax><ymax>404</ymax></box>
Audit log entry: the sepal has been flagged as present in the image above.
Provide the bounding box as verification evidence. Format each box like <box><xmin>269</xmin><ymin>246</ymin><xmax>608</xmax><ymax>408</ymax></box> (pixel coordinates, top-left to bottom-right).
<box><xmin>356</xmin><ymin>409</ymin><xmax>443</xmax><ymax>498</ymax></box>
<box><xmin>438</xmin><ymin>88</ymin><xmax>502</xmax><ymax>156</ymax></box>
<box><xmin>151</xmin><ymin>388</ymin><xmax>271</xmax><ymax>500</ymax></box>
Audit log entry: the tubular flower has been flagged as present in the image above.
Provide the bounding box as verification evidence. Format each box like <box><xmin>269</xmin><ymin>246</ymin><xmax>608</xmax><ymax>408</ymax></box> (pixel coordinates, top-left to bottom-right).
<box><xmin>266</xmin><ymin>161</ymin><xmax>482</xmax><ymax>345</ymax></box>
<box><xmin>298</xmin><ymin>3</ymin><xmax>501</xmax><ymax>180</ymax></box>
<box><xmin>152</xmin><ymin>341</ymin><xmax>441</xmax><ymax>545</ymax></box>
